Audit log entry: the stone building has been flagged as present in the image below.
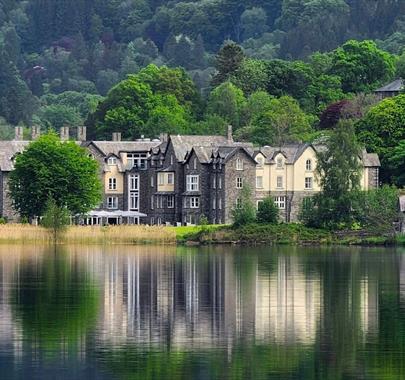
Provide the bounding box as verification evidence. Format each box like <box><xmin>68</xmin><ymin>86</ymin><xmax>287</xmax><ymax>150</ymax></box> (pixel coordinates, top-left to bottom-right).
<box><xmin>254</xmin><ymin>143</ymin><xmax>380</xmax><ymax>222</ymax></box>
<box><xmin>374</xmin><ymin>78</ymin><xmax>404</xmax><ymax>99</ymax></box>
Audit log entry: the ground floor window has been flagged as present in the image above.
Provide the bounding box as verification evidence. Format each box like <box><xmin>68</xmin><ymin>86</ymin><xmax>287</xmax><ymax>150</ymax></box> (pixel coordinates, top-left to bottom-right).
<box><xmin>107</xmin><ymin>196</ymin><xmax>118</xmax><ymax>209</ymax></box>
<box><xmin>167</xmin><ymin>195</ymin><xmax>174</xmax><ymax>208</ymax></box>
<box><xmin>256</xmin><ymin>199</ymin><xmax>264</xmax><ymax>210</ymax></box>
<box><xmin>190</xmin><ymin>197</ymin><xmax>200</xmax><ymax>209</ymax></box>
<box><xmin>274</xmin><ymin>196</ymin><xmax>286</xmax><ymax>209</ymax></box>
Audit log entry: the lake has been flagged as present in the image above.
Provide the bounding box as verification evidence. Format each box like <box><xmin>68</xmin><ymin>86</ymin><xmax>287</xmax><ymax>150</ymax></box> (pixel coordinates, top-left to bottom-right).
<box><xmin>0</xmin><ymin>244</ymin><xmax>404</xmax><ymax>379</ymax></box>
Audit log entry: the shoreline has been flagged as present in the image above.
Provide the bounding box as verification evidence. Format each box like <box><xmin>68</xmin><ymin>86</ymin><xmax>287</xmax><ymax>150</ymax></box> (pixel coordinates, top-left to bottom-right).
<box><xmin>0</xmin><ymin>224</ymin><xmax>402</xmax><ymax>247</ymax></box>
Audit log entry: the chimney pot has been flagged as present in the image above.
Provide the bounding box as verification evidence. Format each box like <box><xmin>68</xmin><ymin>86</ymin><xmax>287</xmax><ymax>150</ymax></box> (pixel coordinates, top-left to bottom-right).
<box><xmin>60</xmin><ymin>126</ymin><xmax>69</xmax><ymax>141</ymax></box>
<box><xmin>77</xmin><ymin>126</ymin><xmax>87</xmax><ymax>142</ymax></box>
<box><xmin>31</xmin><ymin>125</ymin><xmax>41</xmax><ymax>140</ymax></box>
<box><xmin>112</xmin><ymin>132</ymin><xmax>122</xmax><ymax>141</ymax></box>
<box><xmin>14</xmin><ymin>126</ymin><xmax>24</xmax><ymax>141</ymax></box>
<box><xmin>227</xmin><ymin>125</ymin><xmax>233</xmax><ymax>143</ymax></box>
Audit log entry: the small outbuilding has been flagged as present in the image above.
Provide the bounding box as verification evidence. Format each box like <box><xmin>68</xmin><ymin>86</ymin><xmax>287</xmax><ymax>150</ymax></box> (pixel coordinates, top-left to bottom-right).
<box><xmin>374</xmin><ymin>78</ymin><xmax>404</xmax><ymax>99</ymax></box>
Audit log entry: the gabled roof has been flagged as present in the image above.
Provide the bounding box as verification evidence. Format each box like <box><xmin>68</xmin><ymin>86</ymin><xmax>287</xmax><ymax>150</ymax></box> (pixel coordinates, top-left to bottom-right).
<box><xmin>88</xmin><ymin>140</ymin><xmax>161</xmax><ymax>157</ymax></box>
<box><xmin>258</xmin><ymin>143</ymin><xmax>313</xmax><ymax>164</ymax></box>
<box><xmin>169</xmin><ymin>135</ymin><xmax>230</xmax><ymax>162</ymax></box>
<box><xmin>0</xmin><ymin>141</ymin><xmax>30</xmax><ymax>171</ymax></box>
<box><xmin>375</xmin><ymin>78</ymin><xmax>404</xmax><ymax>93</ymax></box>
<box><xmin>361</xmin><ymin>151</ymin><xmax>380</xmax><ymax>167</ymax></box>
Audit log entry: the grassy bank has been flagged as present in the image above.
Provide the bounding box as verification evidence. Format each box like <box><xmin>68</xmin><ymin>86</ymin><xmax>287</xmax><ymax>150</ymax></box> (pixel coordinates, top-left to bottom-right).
<box><xmin>0</xmin><ymin>224</ymin><xmax>176</xmax><ymax>245</ymax></box>
<box><xmin>0</xmin><ymin>223</ymin><xmax>403</xmax><ymax>246</ymax></box>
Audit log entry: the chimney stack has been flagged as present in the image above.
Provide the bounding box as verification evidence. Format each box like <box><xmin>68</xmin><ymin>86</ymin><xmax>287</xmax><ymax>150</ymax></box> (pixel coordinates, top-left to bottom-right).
<box><xmin>159</xmin><ymin>133</ymin><xmax>168</xmax><ymax>143</ymax></box>
<box><xmin>60</xmin><ymin>126</ymin><xmax>69</xmax><ymax>141</ymax></box>
<box><xmin>112</xmin><ymin>132</ymin><xmax>122</xmax><ymax>141</ymax></box>
<box><xmin>14</xmin><ymin>126</ymin><xmax>24</xmax><ymax>141</ymax></box>
<box><xmin>227</xmin><ymin>125</ymin><xmax>233</xmax><ymax>143</ymax></box>
<box><xmin>31</xmin><ymin>125</ymin><xmax>41</xmax><ymax>140</ymax></box>
<box><xmin>77</xmin><ymin>126</ymin><xmax>87</xmax><ymax>142</ymax></box>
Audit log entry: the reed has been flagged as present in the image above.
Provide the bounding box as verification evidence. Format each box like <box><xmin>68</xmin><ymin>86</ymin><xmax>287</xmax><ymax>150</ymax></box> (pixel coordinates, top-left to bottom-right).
<box><xmin>0</xmin><ymin>224</ymin><xmax>177</xmax><ymax>245</ymax></box>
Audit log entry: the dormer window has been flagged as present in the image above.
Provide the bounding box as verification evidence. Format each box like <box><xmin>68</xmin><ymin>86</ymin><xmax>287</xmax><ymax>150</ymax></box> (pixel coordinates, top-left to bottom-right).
<box><xmin>306</xmin><ymin>159</ymin><xmax>312</xmax><ymax>171</ymax></box>
<box><xmin>236</xmin><ymin>158</ymin><xmax>243</xmax><ymax>170</ymax></box>
<box><xmin>108</xmin><ymin>157</ymin><xmax>117</xmax><ymax>165</ymax></box>
<box><xmin>257</xmin><ymin>157</ymin><xmax>264</xmax><ymax>167</ymax></box>
<box><xmin>276</xmin><ymin>157</ymin><xmax>283</xmax><ymax>169</ymax></box>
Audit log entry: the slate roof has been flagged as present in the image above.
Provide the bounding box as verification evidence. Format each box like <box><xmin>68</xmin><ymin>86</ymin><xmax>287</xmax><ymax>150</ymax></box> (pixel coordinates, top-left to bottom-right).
<box><xmin>0</xmin><ymin>141</ymin><xmax>30</xmax><ymax>171</ymax></box>
<box><xmin>258</xmin><ymin>143</ymin><xmax>313</xmax><ymax>164</ymax></box>
<box><xmin>375</xmin><ymin>78</ymin><xmax>404</xmax><ymax>93</ymax></box>
<box><xmin>361</xmin><ymin>151</ymin><xmax>380</xmax><ymax>167</ymax></box>
<box><xmin>89</xmin><ymin>140</ymin><xmax>161</xmax><ymax>157</ymax></box>
<box><xmin>169</xmin><ymin>135</ymin><xmax>230</xmax><ymax>162</ymax></box>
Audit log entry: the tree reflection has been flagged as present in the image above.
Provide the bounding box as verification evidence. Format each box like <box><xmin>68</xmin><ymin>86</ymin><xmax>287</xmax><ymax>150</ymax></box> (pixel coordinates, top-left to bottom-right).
<box><xmin>12</xmin><ymin>248</ymin><xmax>100</xmax><ymax>356</ymax></box>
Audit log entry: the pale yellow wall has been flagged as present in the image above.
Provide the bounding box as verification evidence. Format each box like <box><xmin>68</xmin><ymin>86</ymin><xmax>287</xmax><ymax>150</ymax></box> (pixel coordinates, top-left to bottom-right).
<box><xmin>360</xmin><ymin>166</ymin><xmax>368</xmax><ymax>190</ymax></box>
<box><xmin>255</xmin><ymin>153</ymin><xmax>270</xmax><ymax>192</ymax></box>
<box><xmin>157</xmin><ymin>172</ymin><xmax>175</xmax><ymax>192</ymax></box>
<box><xmin>104</xmin><ymin>165</ymin><xmax>124</xmax><ymax>193</ymax></box>
<box><xmin>121</xmin><ymin>153</ymin><xmax>128</xmax><ymax>166</ymax></box>
<box><xmin>292</xmin><ymin>147</ymin><xmax>321</xmax><ymax>192</ymax></box>
<box><xmin>269</xmin><ymin>153</ymin><xmax>289</xmax><ymax>191</ymax></box>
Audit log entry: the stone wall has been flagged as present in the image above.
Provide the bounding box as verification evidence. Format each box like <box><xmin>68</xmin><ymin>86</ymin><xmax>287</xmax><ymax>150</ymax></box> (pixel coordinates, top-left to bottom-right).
<box><xmin>1</xmin><ymin>173</ymin><xmax>20</xmax><ymax>222</ymax></box>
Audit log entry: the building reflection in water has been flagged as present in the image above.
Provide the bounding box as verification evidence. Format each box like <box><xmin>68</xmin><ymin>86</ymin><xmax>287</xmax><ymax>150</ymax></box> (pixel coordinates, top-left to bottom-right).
<box><xmin>0</xmin><ymin>245</ymin><xmax>393</xmax><ymax>361</ymax></box>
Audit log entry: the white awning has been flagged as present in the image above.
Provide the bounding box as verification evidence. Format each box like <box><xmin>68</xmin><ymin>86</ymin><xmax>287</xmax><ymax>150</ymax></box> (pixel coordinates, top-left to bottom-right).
<box><xmin>85</xmin><ymin>210</ymin><xmax>147</xmax><ymax>218</ymax></box>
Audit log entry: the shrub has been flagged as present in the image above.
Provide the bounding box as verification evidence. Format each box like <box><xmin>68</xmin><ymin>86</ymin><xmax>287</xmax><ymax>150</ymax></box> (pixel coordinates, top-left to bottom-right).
<box><xmin>257</xmin><ymin>197</ymin><xmax>279</xmax><ymax>224</ymax></box>
<box><xmin>231</xmin><ymin>185</ymin><xmax>256</xmax><ymax>227</ymax></box>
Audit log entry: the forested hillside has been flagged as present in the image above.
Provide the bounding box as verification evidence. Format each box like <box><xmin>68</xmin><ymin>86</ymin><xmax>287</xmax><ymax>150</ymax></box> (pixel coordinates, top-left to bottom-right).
<box><xmin>1</xmin><ymin>0</ymin><xmax>405</xmax><ymax>184</ymax></box>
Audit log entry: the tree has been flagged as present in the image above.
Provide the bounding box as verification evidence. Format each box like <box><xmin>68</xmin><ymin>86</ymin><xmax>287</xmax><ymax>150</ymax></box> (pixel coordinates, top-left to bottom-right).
<box><xmin>387</xmin><ymin>140</ymin><xmax>405</xmax><ymax>186</ymax></box>
<box><xmin>211</xmin><ymin>42</ymin><xmax>245</xmax><ymax>86</ymax></box>
<box><xmin>206</xmin><ymin>82</ymin><xmax>246</xmax><ymax>129</ymax></box>
<box><xmin>329</xmin><ymin>40</ymin><xmax>396</xmax><ymax>93</ymax></box>
<box><xmin>9</xmin><ymin>132</ymin><xmax>102</xmax><ymax>219</ymax></box>
<box><xmin>356</xmin><ymin>94</ymin><xmax>405</xmax><ymax>183</ymax></box>
<box><xmin>257</xmin><ymin>197</ymin><xmax>279</xmax><ymax>224</ymax></box>
<box><xmin>241</xmin><ymin>7</ymin><xmax>268</xmax><ymax>39</ymax></box>
<box><xmin>41</xmin><ymin>198</ymin><xmax>70</xmax><ymax>244</ymax></box>
<box><xmin>231</xmin><ymin>185</ymin><xmax>256</xmax><ymax>227</ymax></box>
<box><xmin>307</xmin><ymin>121</ymin><xmax>362</xmax><ymax>229</ymax></box>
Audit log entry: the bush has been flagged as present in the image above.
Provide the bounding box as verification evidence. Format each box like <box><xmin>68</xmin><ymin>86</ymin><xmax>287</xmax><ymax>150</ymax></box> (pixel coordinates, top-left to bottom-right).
<box><xmin>41</xmin><ymin>198</ymin><xmax>70</xmax><ymax>243</ymax></box>
<box><xmin>0</xmin><ymin>217</ymin><xmax>7</xmax><ymax>224</ymax></box>
<box><xmin>231</xmin><ymin>185</ymin><xmax>256</xmax><ymax>227</ymax></box>
<box><xmin>257</xmin><ymin>197</ymin><xmax>279</xmax><ymax>224</ymax></box>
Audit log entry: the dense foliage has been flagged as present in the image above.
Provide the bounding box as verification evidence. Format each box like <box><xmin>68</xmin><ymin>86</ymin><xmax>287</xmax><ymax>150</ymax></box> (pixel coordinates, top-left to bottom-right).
<box><xmin>9</xmin><ymin>133</ymin><xmax>102</xmax><ymax>218</ymax></box>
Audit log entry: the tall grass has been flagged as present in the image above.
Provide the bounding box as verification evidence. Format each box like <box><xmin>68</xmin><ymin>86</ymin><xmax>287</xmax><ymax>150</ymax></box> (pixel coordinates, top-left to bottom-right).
<box><xmin>0</xmin><ymin>224</ymin><xmax>176</xmax><ymax>245</ymax></box>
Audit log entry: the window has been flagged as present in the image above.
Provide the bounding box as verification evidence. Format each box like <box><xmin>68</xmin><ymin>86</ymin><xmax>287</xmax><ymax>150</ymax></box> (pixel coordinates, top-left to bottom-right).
<box><xmin>305</xmin><ymin>177</ymin><xmax>313</xmax><ymax>189</ymax></box>
<box><xmin>302</xmin><ymin>197</ymin><xmax>313</xmax><ymax>211</ymax></box>
<box><xmin>256</xmin><ymin>176</ymin><xmax>263</xmax><ymax>189</ymax></box>
<box><xmin>170</xmin><ymin>155</ymin><xmax>174</xmax><ymax>165</ymax></box>
<box><xmin>151</xmin><ymin>175</ymin><xmax>154</xmax><ymax>187</ymax></box>
<box><xmin>158</xmin><ymin>173</ymin><xmax>164</xmax><ymax>185</ymax></box>
<box><xmin>167</xmin><ymin>173</ymin><xmax>174</xmax><ymax>185</ymax></box>
<box><xmin>127</xmin><ymin>153</ymin><xmax>147</xmax><ymax>169</ymax></box>
<box><xmin>306</xmin><ymin>159</ymin><xmax>312</xmax><ymax>171</ymax></box>
<box><xmin>190</xmin><ymin>197</ymin><xmax>200</xmax><ymax>208</ymax></box>
<box><xmin>129</xmin><ymin>192</ymin><xmax>139</xmax><ymax>210</ymax></box>
<box><xmin>151</xmin><ymin>195</ymin><xmax>154</xmax><ymax>209</ymax></box>
<box><xmin>150</xmin><ymin>217</ymin><xmax>154</xmax><ymax>225</ymax></box>
<box><xmin>107</xmin><ymin>157</ymin><xmax>117</xmax><ymax>165</ymax></box>
<box><xmin>257</xmin><ymin>200</ymin><xmax>264</xmax><ymax>210</ymax></box>
<box><xmin>236</xmin><ymin>177</ymin><xmax>243</xmax><ymax>189</ymax></box>
<box><xmin>276</xmin><ymin>176</ymin><xmax>283</xmax><ymax>189</ymax></box>
<box><xmin>129</xmin><ymin>174</ymin><xmax>139</xmax><ymax>191</ymax></box>
<box><xmin>160</xmin><ymin>196</ymin><xmax>164</xmax><ymax>208</ymax></box>
<box><xmin>213</xmin><ymin>176</ymin><xmax>216</xmax><ymax>189</ymax></box>
<box><xmin>219</xmin><ymin>177</ymin><xmax>222</xmax><ymax>189</ymax></box>
<box><xmin>157</xmin><ymin>217</ymin><xmax>162</xmax><ymax>225</ymax></box>
<box><xmin>213</xmin><ymin>198</ymin><xmax>216</xmax><ymax>209</ymax></box>
<box><xmin>276</xmin><ymin>157</ymin><xmax>283</xmax><ymax>169</ymax></box>
<box><xmin>186</xmin><ymin>175</ymin><xmax>199</xmax><ymax>191</ymax></box>
<box><xmin>107</xmin><ymin>196</ymin><xmax>118</xmax><ymax>209</ymax></box>
<box><xmin>167</xmin><ymin>195</ymin><xmax>174</xmax><ymax>208</ymax></box>
<box><xmin>235</xmin><ymin>198</ymin><xmax>242</xmax><ymax>209</ymax></box>
<box><xmin>218</xmin><ymin>198</ymin><xmax>222</xmax><ymax>210</ymax></box>
<box><xmin>274</xmin><ymin>196</ymin><xmax>286</xmax><ymax>209</ymax></box>
<box><xmin>257</xmin><ymin>156</ymin><xmax>264</xmax><ymax>167</ymax></box>
<box><xmin>193</xmin><ymin>158</ymin><xmax>197</xmax><ymax>170</ymax></box>
<box><xmin>108</xmin><ymin>177</ymin><xmax>117</xmax><ymax>190</ymax></box>
<box><xmin>236</xmin><ymin>158</ymin><xmax>243</xmax><ymax>170</ymax></box>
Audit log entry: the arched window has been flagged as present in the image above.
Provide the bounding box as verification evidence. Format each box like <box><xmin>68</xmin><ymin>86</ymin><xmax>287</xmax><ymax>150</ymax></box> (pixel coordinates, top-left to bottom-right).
<box><xmin>306</xmin><ymin>159</ymin><xmax>312</xmax><ymax>171</ymax></box>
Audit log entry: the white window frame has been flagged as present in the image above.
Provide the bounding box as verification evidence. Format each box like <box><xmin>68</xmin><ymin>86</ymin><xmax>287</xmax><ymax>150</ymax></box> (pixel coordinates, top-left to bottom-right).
<box><xmin>129</xmin><ymin>174</ymin><xmax>139</xmax><ymax>191</ymax></box>
<box><xmin>107</xmin><ymin>196</ymin><xmax>118</xmax><ymax>209</ymax></box>
<box><xmin>193</xmin><ymin>158</ymin><xmax>197</xmax><ymax>170</ymax></box>
<box><xmin>186</xmin><ymin>175</ymin><xmax>199</xmax><ymax>191</ymax></box>
<box><xmin>108</xmin><ymin>177</ymin><xmax>117</xmax><ymax>190</ymax></box>
<box><xmin>236</xmin><ymin>158</ymin><xmax>244</xmax><ymax>170</ymax></box>
<box><xmin>151</xmin><ymin>175</ymin><xmax>154</xmax><ymax>187</ymax></box>
<box><xmin>306</xmin><ymin>159</ymin><xmax>312</xmax><ymax>171</ymax></box>
<box><xmin>235</xmin><ymin>198</ymin><xmax>242</xmax><ymax>209</ymax></box>
<box><xmin>129</xmin><ymin>192</ymin><xmax>139</xmax><ymax>211</ymax></box>
<box><xmin>160</xmin><ymin>196</ymin><xmax>164</xmax><ymax>209</ymax></box>
<box><xmin>256</xmin><ymin>176</ymin><xmax>263</xmax><ymax>189</ymax></box>
<box><xmin>305</xmin><ymin>177</ymin><xmax>313</xmax><ymax>190</ymax></box>
<box><xmin>219</xmin><ymin>177</ymin><xmax>222</xmax><ymax>189</ymax></box>
<box><xmin>167</xmin><ymin>173</ymin><xmax>174</xmax><ymax>185</ymax></box>
<box><xmin>276</xmin><ymin>176</ymin><xmax>283</xmax><ymax>189</ymax></box>
<box><xmin>274</xmin><ymin>196</ymin><xmax>286</xmax><ymax>210</ymax></box>
<box><xmin>213</xmin><ymin>176</ymin><xmax>216</xmax><ymax>189</ymax></box>
<box><xmin>256</xmin><ymin>200</ymin><xmax>264</xmax><ymax>210</ymax></box>
<box><xmin>236</xmin><ymin>177</ymin><xmax>243</xmax><ymax>189</ymax></box>
<box><xmin>158</xmin><ymin>173</ymin><xmax>164</xmax><ymax>185</ymax></box>
<box><xmin>107</xmin><ymin>157</ymin><xmax>117</xmax><ymax>165</ymax></box>
<box><xmin>218</xmin><ymin>198</ymin><xmax>222</xmax><ymax>210</ymax></box>
<box><xmin>190</xmin><ymin>197</ymin><xmax>200</xmax><ymax>209</ymax></box>
<box><xmin>276</xmin><ymin>157</ymin><xmax>284</xmax><ymax>169</ymax></box>
<box><xmin>167</xmin><ymin>195</ymin><xmax>174</xmax><ymax>208</ymax></box>
<box><xmin>151</xmin><ymin>195</ymin><xmax>154</xmax><ymax>210</ymax></box>
<box><xmin>213</xmin><ymin>198</ymin><xmax>216</xmax><ymax>210</ymax></box>
<box><xmin>127</xmin><ymin>153</ymin><xmax>147</xmax><ymax>170</ymax></box>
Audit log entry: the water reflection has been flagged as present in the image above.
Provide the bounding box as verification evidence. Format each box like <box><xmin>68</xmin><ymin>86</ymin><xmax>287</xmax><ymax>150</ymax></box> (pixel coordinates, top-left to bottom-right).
<box><xmin>0</xmin><ymin>245</ymin><xmax>402</xmax><ymax>379</ymax></box>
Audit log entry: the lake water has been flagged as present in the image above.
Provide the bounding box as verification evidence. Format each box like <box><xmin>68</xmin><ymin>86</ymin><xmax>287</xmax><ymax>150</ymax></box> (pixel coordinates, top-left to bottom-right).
<box><xmin>0</xmin><ymin>244</ymin><xmax>404</xmax><ymax>379</ymax></box>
